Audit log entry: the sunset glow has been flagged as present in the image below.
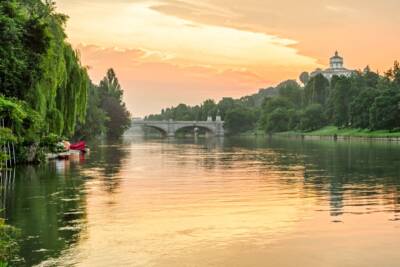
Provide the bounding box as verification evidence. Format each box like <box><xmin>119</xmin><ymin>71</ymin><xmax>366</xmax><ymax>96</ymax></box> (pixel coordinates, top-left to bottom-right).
<box><xmin>56</xmin><ymin>0</ymin><xmax>400</xmax><ymax>116</ymax></box>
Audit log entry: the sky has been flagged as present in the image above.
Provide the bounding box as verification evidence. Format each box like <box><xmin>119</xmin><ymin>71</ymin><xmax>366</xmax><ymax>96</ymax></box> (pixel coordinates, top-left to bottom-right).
<box><xmin>56</xmin><ymin>0</ymin><xmax>400</xmax><ymax>117</ymax></box>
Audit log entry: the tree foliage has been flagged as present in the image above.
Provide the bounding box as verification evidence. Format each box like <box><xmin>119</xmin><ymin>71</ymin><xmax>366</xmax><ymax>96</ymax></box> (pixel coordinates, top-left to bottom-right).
<box><xmin>304</xmin><ymin>74</ymin><xmax>329</xmax><ymax>106</ymax></box>
<box><xmin>224</xmin><ymin>107</ymin><xmax>257</xmax><ymax>134</ymax></box>
<box><xmin>300</xmin><ymin>104</ymin><xmax>326</xmax><ymax>131</ymax></box>
<box><xmin>147</xmin><ymin>62</ymin><xmax>400</xmax><ymax>135</ymax></box>
<box><xmin>0</xmin><ymin>0</ymin><xmax>88</xmax><ymax>137</ymax></box>
<box><xmin>98</xmin><ymin>69</ymin><xmax>131</xmax><ymax>139</ymax></box>
<box><xmin>0</xmin><ymin>219</ymin><xmax>20</xmax><ymax>265</ymax></box>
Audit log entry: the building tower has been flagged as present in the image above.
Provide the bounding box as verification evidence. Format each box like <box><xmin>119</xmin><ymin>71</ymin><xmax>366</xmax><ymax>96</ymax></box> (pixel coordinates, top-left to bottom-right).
<box><xmin>330</xmin><ymin>51</ymin><xmax>344</xmax><ymax>69</ymax></box>
<box><xmin>309</xmin><ymin>50</ymin><xmax>354</xmax><ymax>80</ymax></box>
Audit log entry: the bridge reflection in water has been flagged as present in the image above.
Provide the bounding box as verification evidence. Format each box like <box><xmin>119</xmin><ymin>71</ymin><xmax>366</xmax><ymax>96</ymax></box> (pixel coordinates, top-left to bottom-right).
<box><xmin>132</xmin><ymin>117</ymin><xmax>224</xmax><ymax>137</ymax></box>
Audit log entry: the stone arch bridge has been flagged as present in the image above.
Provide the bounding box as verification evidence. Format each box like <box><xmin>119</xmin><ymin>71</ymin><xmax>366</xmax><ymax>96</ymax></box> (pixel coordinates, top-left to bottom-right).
<box><xmin>132</xmin><ymin>119</ymin><xmax>224</xmax><ymax>137</ymax></box>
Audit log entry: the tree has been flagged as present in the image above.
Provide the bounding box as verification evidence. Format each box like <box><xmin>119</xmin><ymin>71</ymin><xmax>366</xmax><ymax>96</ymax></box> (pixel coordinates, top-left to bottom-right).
<box><xmin>101</xmin><ymin>96</ymin><xmax>131</xmax><ymax>139</ymax></box>
<box><xmin>288</xmin><ymin>109</ymin><xmax>301</xmax><ymax>130</ymax></box>
<box><xmin>218</xmin><ymin>97</ymin><xmax>237</xmax><ymax>120</ymax></box>
<box><xmin>0</xmin><ymin>0</ymin><xmax>89</xmax><ymax>137</ymax></box>
<box><xmin>362</xmin><ymin>66</ymin><xmax>380</xmax><ymax>88</ymax></box>
<box><xmin>385</xmin><ymin>61</ymin><xmax>400</xmax><ymax>87</ymax></box>
<box><xmin>173</xmin><ymin>104</ymin><xmax>193</xmax><ymax>120</ymax></box>
<box><xmin>304</xmin><ymin>74</ymin><xmax>329</xmax><ymax>106</ymax></box>
<box><xmin>99</xmin><ymin>69</ymin><xmax>123</xmax><ymax>100</ymax></box>
<box><xmin>278</xmin><ymin>80</ymin><xmax>302</xmax><ymax>108</ymax></box>
<box><xmin>350</xmin><ymin>88</ymin><xmax>379</xmax><ymax>129</ymax></box>
<box><xmin>299</xmin><ymin>72</ymin><xmax>310</xmax><ymax>85</ymax></box>
<box><xmin>259</xmin><ymin>97</ymin><xmax>292</xmax><ymax>130</ymax></box>
<box><xmin>98</xmin><ymin>69</ymin><xmax>131</xmax><ymax>139</ymax></box>
<box><xmin>224</xmin><ymin>107</ymin><xmax>257</xmax><ymax>134</ymax></box>
<box><xmin>262</xmin><ymin>97</ymin><xmax>293</xmax><ymax>114</ymax></box>
<box><xmin>265</xmin><ymin>108</ymin><xmax>290</xmax><ymax>133</ymax></box>
<box><xmin>369</xmin><ymin>89</ymin><xmax>400</xmax><ymax>130</ymax></box>
<box><xmin>331</xmin><ymin>76</ymin><xmax>352</xmax><ymax>127</ymax></box>
<box><xmin>300</xmin><ymin>104</ymin><xmax>326</xmax><ymax>131</ymax></box>
<box><xmin>200</xmin><ymin>99</ymin><xmax>217</xmax><ymax>120</ymax></box>
<box><xmin>145</xmin><ymin>60</ymin><xmax>400</xmax><ymax>135</ymax></box>
<box><xmin>74</xmin><ymin>82</ymin><xmax>109</xmax><ymax>139</ymax></box>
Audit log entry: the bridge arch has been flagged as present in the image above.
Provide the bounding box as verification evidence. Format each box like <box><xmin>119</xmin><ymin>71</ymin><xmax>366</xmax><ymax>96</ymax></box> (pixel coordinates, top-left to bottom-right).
<box><xmin>141</xmin><ymin>124</ymin><xmax>168</xmax><ymax>136</ymax></box>
<box><xmin>132</xmin><ymin>120</ymin><xmax>224</xmax><ymax>137</ymax></box>
<box><xmin>174</xmin><ymin>125</ymin><xmax>215</xmax><ymax>136</ymax></box>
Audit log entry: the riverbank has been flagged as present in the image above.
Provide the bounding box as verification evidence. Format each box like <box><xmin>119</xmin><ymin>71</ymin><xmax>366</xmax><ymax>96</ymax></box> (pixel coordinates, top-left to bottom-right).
<box><xmin>275</xmin><ymin>126</ymin><xmax>400</xmax><ymax>141</ymax></box>
<box><xmin>236</xmin><ymin>126</ymin><xmax>400</xmax><ymax>142</ymax></box>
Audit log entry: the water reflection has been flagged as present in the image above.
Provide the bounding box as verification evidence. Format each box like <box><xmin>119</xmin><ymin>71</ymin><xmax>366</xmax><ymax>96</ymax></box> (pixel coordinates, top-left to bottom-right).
<box><xmin>1</xmin><ymin>137</ymin><xmax>400</xmax><ymax>266</ymax></box>
<box><xmin>0</xmin><ymin>168</ymin><xmax>15</xmax><ymax>218</ymax></box>
<box><xmin>227</xmin><ymin>137</ymin><xmax>400</xmax><ymax>221</ymax></box>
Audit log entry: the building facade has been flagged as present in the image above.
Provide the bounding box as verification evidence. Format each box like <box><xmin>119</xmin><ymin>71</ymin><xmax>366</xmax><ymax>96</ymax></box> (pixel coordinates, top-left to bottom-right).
<box><xmin>310</xmin><ymin>51</ymin><xmax>355</xmax><ymax>80</ymax></box>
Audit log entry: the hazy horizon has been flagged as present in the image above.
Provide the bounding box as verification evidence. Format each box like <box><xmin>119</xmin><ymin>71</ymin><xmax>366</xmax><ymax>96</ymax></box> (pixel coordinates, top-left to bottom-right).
<box><xmin>56</xmin><ymin>0</ymin><xmax>400</xmax><ymax>117</ymax></box>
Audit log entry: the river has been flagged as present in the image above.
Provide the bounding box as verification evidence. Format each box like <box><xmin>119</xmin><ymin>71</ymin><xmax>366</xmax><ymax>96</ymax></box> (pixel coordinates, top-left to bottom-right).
<box><xmin>2</xmin><ymin>136</ymin><xmax>400</xmax><ymax>266</ymax></box>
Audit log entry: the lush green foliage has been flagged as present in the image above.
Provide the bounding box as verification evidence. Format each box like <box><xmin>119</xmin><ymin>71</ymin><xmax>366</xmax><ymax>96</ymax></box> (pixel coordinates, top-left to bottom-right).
<box><xmin>0</xmin><ymin>0</ymin><xmax>88</xmax><ymax>137</ymax></box>
<box><xmin>0</xmin><ymin>219</ymin><xmax>20</xmax><ymax>265</ymax></box>
<box><xmin>262</xmin><ymin>63</ymin><xmax>400</xmax><ymax>133</ymax></box>
<box><xmin>300</xmin><ymin>104</ymin><xmax>326</xmax><ymax>131</ymax></box>
<box><xmin>1</xmin><ymin>1</ymin><xmax>132</xmax><ymax>162</ymax></box>
<box><xmin>39</xmin><ymin>133</ymin><xmax>65</xmax><ymax>153</ymax></box>
<box><xmin>148</xmin><ymin>62</ymin><xmax>400</xmax><ymax>135</ymax></box>
<box><xmin>74</xmin><ymin>82</ymin><xmax>108</xmax><ymax>139</ymax></box>
<box><xmin>146</xmin><ymin>97</ymin><xmax>260</xmax><ymax>134</ymax></box>
<box><xmin>304</xmin><ymin>74</ymin><xmax>329</xmax><ymax>106</ymax></box>
<box><xmin>75</xmin><ymin>69</ymin><xmax>131</xmax><ymax>139</ymax></box>
<box><xmin>225</xmin><ymin>107</ymin><xmax>257</xmax><ymax>134</ymax></box>
<box><xmin>0</xmin><ymin>96</ymin><xmax>43</xmax><ymax>142</ymax></box>
<box><xmin>98</xmin><ymin>69</ymin><xmax>131</xmax><ymax>139</ymax></box>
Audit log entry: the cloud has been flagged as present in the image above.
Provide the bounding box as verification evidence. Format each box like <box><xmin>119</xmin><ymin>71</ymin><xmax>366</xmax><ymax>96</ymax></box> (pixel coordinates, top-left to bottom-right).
<box><xmin>59</xmin><ymin>0</ymin><xmax>318</xmax><ymax>69</ymax></box>
<box><xmin>56</xmin><ymin>0</ymin><xmax>400</xmax><ymax>116</ymax></box>
<box><xmin>57</xmin><ymin>0</ymin><xmax>321</xmax><ymax>116</ymax></box>
<box><xmin>76</xmin><ymin>44</ymin><xmax>275</xmax><ymax>116</ymax></box>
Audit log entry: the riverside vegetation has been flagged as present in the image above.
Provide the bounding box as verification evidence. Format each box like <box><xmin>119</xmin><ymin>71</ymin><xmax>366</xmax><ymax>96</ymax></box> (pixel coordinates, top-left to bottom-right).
<box><xmin>147</xmin><ymin>63</ymin><xmax>400</xmax><ymax>138</ymax></box>
<box><xmin>0</xmin><ymin>1</ymin><xmax>130</xmax><ymax>264</ymax></box>
<box><xmin>0</xmin><ymin>0</ymin><xmax>131</xmax><ymax>165</ymax></box>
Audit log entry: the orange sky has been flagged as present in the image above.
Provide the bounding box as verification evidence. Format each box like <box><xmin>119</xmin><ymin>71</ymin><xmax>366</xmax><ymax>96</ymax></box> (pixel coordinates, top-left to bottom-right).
<box><xmin>56</xmin><ymin>0</ymin><xmax>400</xmax><ymax>116</ymax></box>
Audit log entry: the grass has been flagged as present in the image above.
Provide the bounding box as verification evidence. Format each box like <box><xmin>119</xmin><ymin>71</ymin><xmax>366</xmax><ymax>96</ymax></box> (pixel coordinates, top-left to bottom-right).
<box><xmin>236</xmin><ymin>129</ymin><xmax>267</xmax><ymax>136</ymax></box>
<box><xmin>277</xmin><ymin>126</ymin><xmax>400</xmax><ymax>138</ymax></box>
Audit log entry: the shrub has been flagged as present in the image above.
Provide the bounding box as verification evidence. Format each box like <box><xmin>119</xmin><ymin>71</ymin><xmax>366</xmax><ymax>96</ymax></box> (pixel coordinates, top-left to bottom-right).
<box><xmin>0</xmin><ymin>219</ymin><xmax>21</xmax><ymax>265</ymax></box>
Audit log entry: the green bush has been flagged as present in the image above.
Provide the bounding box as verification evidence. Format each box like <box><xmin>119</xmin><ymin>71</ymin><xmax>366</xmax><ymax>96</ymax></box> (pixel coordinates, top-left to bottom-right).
<box><xmin>40</xmin><ymin>134</ymin><xmax>65</xmax><ymax>153</ymax></box>
<box><xmin>0</xmin><ymin>219</ymin><xmax>21</xmax><ymax>265</ymax></box>
<box><xmin>265</xmin><ymin>108</ymin><xmax>290</xmax><ymax>133</ymax></box>
<box><xmin>0</xmin><ymin>96</ymin><xmax>43</xmax><ymax>143</ymax></box>
<box><xmin>300</xmin><ymin>104</ymin><xmax>326</xmax><ymax>131</ymax></box>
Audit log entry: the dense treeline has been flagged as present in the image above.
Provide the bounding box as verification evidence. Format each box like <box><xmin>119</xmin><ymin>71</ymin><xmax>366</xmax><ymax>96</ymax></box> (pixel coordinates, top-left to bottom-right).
<box><xmin>147</xmin><ymin>62</ymin><xmax>400</xmax><ymax>135</ymax></box>
<box><xmin>0</xmin><ymin>0</ymin><xmax>88</xmax><ymax>136</ymax></box>
<box><xmin>0</xmin><ymin>0</ymin><xmax>131</xmax><ymax>165</ymax></box>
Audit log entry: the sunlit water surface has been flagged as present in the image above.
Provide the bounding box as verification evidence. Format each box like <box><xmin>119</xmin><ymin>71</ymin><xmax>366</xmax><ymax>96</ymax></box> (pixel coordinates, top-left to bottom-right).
<box><xmin>2</xmin><ymin>136</ymin><xmax>400</xmax><ymax>266</ymax></box>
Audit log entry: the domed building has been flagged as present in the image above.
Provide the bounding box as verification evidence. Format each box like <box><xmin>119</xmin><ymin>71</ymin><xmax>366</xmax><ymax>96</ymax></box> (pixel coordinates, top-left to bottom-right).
<box><xmin>310</xmin><ymin>51</ymin><xmax>355</xmax><ymax>80</ymax></box>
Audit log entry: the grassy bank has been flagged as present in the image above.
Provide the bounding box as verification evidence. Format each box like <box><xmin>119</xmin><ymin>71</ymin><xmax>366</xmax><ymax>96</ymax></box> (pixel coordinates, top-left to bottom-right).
<box><xmin>276</xmin><ymin>126</ymin><xmax>400</xmax><ymax>138</ymax></box>
<box><xmin>236</xmin><ymin>130</ymin><xmax>267</xmax><ymax>137</ymax></box>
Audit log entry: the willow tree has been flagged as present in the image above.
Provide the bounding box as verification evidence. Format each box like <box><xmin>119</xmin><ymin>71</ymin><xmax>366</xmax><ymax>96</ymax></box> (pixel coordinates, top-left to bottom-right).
<box><xmin>54</xmin><ymin>46</ymin><xmax>88</xmax><ymax>136</ymax></box>
<box><xmin>0</xmin><ymin>0</ymin><xmax>88</xmax><ymax>137</ymax></box>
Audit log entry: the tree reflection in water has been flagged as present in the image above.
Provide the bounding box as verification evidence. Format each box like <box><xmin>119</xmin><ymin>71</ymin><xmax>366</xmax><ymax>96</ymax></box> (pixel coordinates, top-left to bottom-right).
<box><xmin>2</xmin><ymin>137</ymin><xmax>400</xmax><ymax>266</ymax></box>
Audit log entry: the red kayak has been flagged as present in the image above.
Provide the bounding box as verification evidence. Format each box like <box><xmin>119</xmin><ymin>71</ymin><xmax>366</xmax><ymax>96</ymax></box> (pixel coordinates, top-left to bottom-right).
<box><xmin>70</xmin><ymin>141</ymin><xmax>86</xmax><ymax>152</ymax></box>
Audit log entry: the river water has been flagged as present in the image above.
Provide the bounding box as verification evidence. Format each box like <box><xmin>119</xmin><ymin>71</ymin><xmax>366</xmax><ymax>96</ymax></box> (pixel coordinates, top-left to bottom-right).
<box><xmin>2</xmin><ymin>136</ymin><xmax>400</xmax><ymax>266</ymax></box>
